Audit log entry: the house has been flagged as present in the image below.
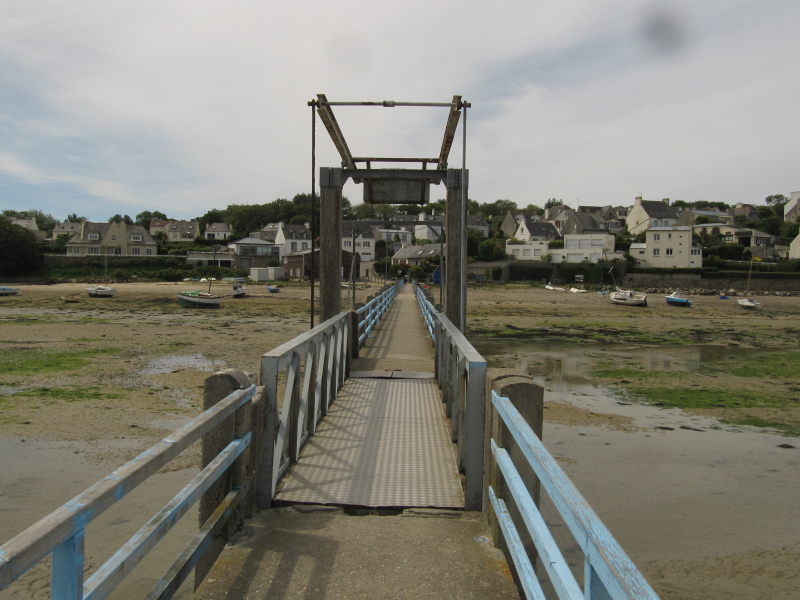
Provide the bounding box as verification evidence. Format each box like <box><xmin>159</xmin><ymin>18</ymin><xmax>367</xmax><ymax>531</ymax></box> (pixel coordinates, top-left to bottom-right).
<box><xmin>676</xmin><ymin>208</ymin><xmax>735</xmax><ymax>227</ymax></box>
<box><xmin>10</xmin><ymin>217</ymin><xmax>46</xmax><ymax>241</ymax></box>
<box><xmin>148</xmin><ymin>220</ymin><xmax>170</xmax><ymax>238</ymax></box>
<box><xmin>227</xmin><ymin>237</ymin><xmax>280</xmax><ymax>268</ymax></box>
<box><xmin>65</xmin><ymin>221</ymin><xmax>157</xmax><ymax>257</ymax></box>
<box><xmin>278</xmin><ymin>223</ymin><xmax>312</xmax><ymax>257</ymax></box>
<box><xmin>555</xmin><ymin>233</ymin><xmax>615</xmax><ymax>264</ymax></box>
<box><xmin>499</xmin><ymin>211</ymin><xmax>519</xmax><ymax>239</ymax></box>
<box><xmin>784</xmin><ymin>191</ymin><xmax>800</xmax><ymax>223</ymax></box>
<box><xmin>342</xmin><ymin>221</ymin><xmax>377</xmax><ymax>265</ymax></box>
<box><xmin>626</xmin><ymin>196</ymin><xmax>679</xmax><ymax>234</ymax></box>
<box><xmin>561</xmin><ymin>212</ymin><xmax>606</xmax><ymax>236</ymax></box>
<box><xmin>414</xmin><ymin>212</ymin><xmax>444</xmax><ymax>242</ymax></box>
<box><xmin>51</xmin><ymin>221</ymin><xmax>82</xmax><ymax>241</ymax></box>
<box><xmin>204</xmin><ymin>222</ymin><xmax>231</xmax><ymax>241</ymax></box>
<box><xmin>186</xmin><ymin>246</ymin><xmax>236</xmax><ymax>268</ymax></box>
<box><xmin>692</xmin><ymin>224</ymin><xmax>776</xmax><ymax>257</ymax></box>
<box><xmin>789</xmin><ymin>232</ymin><xmax>800</xmax><ymax>259</ymax></box>
<box><xmin>512</xmin><ymin>216</ymin><xmax>560</xmax><ymax>242</ymax></box>
<box><xmin>733</xmin><ymin>203</ymin><xmax>758</xmax><ymax>219</ymax></box>
<box><xmin>629</xmin><ymin>227</ymin><xmax>702</xmax><ymax>268</ymax></box>
<box><xmin>545</xmin><ymin>206</ymin><xmax>574</xmax><ymax>235</ymax></box>
<box><xmin>162</xmin><ymin>220</ymin><xmax>200</xmax><ymax>243</ymax></box>
<box><xmin>391</xmin><ymin>243</ymin><xmax>442</xmax><ymax>268</ymax></box>
<box><xmin>283</xmin><ymin>248</ymin><xmax>358</xmax><ymax>280</ymax></box>
<box><xmin>577</xmin><ymin>205</ymin><xmax>628</xmax><ymax>233</ymax></box>
<box><xmin>467</xmin><ymin>214</ymin><xmax>490</xmax><ymax>238</ymax></box>
<box><xmin>506</xmin><ymin>239</ymin><xmax>549</xmax><ymax>261</ymax></box>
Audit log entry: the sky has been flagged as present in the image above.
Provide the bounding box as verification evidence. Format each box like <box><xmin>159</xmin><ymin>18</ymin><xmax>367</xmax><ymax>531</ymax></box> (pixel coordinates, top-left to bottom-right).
<box><xmin>1</xmin><ymin>0</ymin><xmax>798</xmax><ymax>222</ymax></box>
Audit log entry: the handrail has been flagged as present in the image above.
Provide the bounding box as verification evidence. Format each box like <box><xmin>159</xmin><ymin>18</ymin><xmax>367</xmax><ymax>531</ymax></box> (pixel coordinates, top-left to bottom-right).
<box><xmin>355</xmin><ymin>280</ymin><xmax>400</xmax><ymax>347</ymax></box>
<box><xmin>422</xmin><ymin>298</ymin><xmax>485</xmax><ymax>511</ymax></box>
<box><xmin>489</xmin><ymin>391</ymin><xmax>660</xmax><ymax>599</ymax></box>
<box><xmin>414</xmin><ymin>283</ymin><xmax>436</xmax><ymax>341</ymax></box>
<box><xmin>0</xmin><ymin>384</ymin><xmax>257</xmax><ymax>599</ymax></box>
<box><xmin>261</xmin><ymin>311</ymin><xmax>350</xmax><ymax>499</ymax></box>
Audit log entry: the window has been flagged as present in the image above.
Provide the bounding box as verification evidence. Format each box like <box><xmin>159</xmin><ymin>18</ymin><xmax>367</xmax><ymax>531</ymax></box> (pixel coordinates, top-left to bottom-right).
<box><xmin>578</xmin><ymin>239</ymin><xmax>589</xmax><ymax>249</ymax></box>
<box><xmin>111</xmin><ymin>234</ymin><xmax>116</xmax><ymax>241</ymax></box>
<box><xmin>131</xmin><ymin>234</ymin><xmax>142</xmax><ymax>242</ymax></box>
<box><xmin>146</xmin><ymin>249</ymin><xmax>153</xmax><ymax>255</ymax></box>
<box><xmin>130</xmin><ymin>247</ymin><xmax>140</xmax><ymax>255</ymax></box>
<box><xmin>591</xmin><ymin>238</ymin><xmax>604</xmax><ymax>246</ymax></box>
<box><xmin>691</xmin><ymin>248</ymin><xmax>701</xmax><ymax>256</ymax></box>
<box><xmin>668</xmin><ymin>233</ymin><xmax>672</xmax><ymax>239</ymax></box>
<box><xmin>291</xmin><ymin>242</ymin><xmax>297</xmax><ymax>251</ymax></box>
<box><xmin>88</xmin><ymin>247</ymin><xmax>99</xmax><ymax>254</ymax></box>
<box><xmin>653</xmin><ymin>248</ymin><xmax>660</xmax><ymax>256</ymax></box>
<box><xmin>522</xmin><ymin>249</ymin><xmax>531</xmax><ymax>256</ymax></box>
<box><xmin>653</xmin><ymin>233</ymin><xmax>660</xmax><ymax>241</ymax></box>
<box><xmin>363</xmin><ymin>241</ymin><xmax>370</xmax><ymax>248</ymax></box>
<box><xmin>566</xmin><ymin>239</ymin><xmax>578</xmax><ymax>249</ymax></box>
<box><xmin>88</xmin><ymin>233</ymin><xmax>100</xmax><ymax>240</ymax></box>
<box><xmin>666</xmin><ymin>248</ymin><xmax>673</xmax><ymax>256</ymax></box>
<box><xmin>344</xmin><ymin>240</ymin><xmax>351</xmax><ymax>247</ymax></box>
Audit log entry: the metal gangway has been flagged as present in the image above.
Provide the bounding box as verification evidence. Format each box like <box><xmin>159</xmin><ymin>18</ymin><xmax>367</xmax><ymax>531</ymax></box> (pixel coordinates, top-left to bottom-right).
<box><xmin>0</xmin><ymin>281</ymin><xmax>658</xmax><ymax>600</ymax></box>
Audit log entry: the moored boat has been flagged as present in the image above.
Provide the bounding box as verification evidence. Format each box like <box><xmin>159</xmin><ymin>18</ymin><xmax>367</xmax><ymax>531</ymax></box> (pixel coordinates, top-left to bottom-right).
<box><xmin>266</xmin><ymin>285</ymin><xmax>280</xmax><ymax>293</ymax></box>
<box><xmin>0</xmin><ymin>286</ymin><xmax>20</xmax><ymax>296</ymax></box>
<box><xmin>665</xmin><ymin>291</ymin><xmax>692</xmax><ymax>307</ymax></box>
<box><xmin>86</xmin><ymin>285</ymin><xmax>116</xmax><ymax>298</ymax></box>
<box><xmin>609</xmin><ymin>289</ymin><xmax>647</xmax><ymax>306</ymax></box>
<box><xmin>737</xmin><ymin>297</ymin><xmax>761</xmax><ymax>310</ymax></box>
<box><xmin>231</xmin><ymin>283</ymin><xmax>246</xmax><ymax>297</ymax></box>
<box><xmin>178</xmin><ymin>290</ymin><xmax>223</xmax><ymax>308</ymax></box>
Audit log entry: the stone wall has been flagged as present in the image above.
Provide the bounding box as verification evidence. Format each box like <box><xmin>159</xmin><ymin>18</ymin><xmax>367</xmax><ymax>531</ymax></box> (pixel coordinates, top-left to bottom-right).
<box><xmin>624</xmin><ymin>272</ymin><xmax>800</xmax><ymax>292</ymax></box>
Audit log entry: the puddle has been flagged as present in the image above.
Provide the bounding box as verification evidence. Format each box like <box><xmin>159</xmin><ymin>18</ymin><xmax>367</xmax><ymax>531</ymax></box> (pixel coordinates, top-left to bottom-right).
<box><xmin>0</xmin><ymin>437</ymin><xmax>197</xmax><ymax>599</ymax></box>
<box><xmin>0</xmin><ymin>386</ymin><xmax>22</xmax><ymax>396</ymax></box>
<box><xmin>138</xmin><ymin>353</ymin><xmax>223</xmax><ymax>376</ymax></box>
<box><xmin>473</xmin><ymin>339</ymin><xmax>800</xmax><ymax>570</ymax></box>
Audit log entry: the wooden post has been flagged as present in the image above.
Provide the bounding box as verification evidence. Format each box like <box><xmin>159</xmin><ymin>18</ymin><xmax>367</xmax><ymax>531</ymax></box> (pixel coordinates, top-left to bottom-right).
<box><xmin>485</xmin><ymin>372</ymin><xmax>544</xmax><ymax>559</ymax></box>
<box><xmin>319</xmin><ymin>167</ymin><xmax>343</xmax><ymax>321</ymax></box>
<box><xmin>445</xmin><ymin>169</ymin><xmax>466</xmax><ymax>331</ymax></box>
<box><xmin>350</xmin><ymin>303</ymin><xmax>363</xmax><ymax>358</ymax></box>
<box><xmin>196</xmin><ymin>369</ymin><xmax>253</xmax><ymax>589</ymax></box>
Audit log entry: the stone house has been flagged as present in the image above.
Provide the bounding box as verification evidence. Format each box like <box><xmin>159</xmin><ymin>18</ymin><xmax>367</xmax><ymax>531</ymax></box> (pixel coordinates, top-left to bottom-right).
<box><xmin>625</xmin><ymin>196</ymin><xmax>678</xmax><ymax>235</ymax></box>
<box><xmin>204</xmin><ymin>222</ymin><xmax>231</xmax><ymax>241</ymax></box>
<box><xmin>65</xmin><ymin>221</ymin><xmax>157</xmax><ymax>257</ymax></box>
<box><xmin>629</xmin><ymin>227</ymin><xmax>702</xmax><ymax>268</ymax></box>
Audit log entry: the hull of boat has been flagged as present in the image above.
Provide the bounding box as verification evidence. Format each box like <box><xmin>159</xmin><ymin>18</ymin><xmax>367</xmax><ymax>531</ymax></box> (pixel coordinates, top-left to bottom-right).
<box><xmin>0</xmin><ymin>287</ymin><xmax>19</xmax><ymax>296</ymax></box>
<box><xmin>86</xmin><ymin>286</ymin><xmax>116</xmax><ymax>297</ymax></box>
<box><xmin>737</xmin><ymin>298</ymin><xmax>760</xmax><ymax>310</ymax></box>
<box><xmin>609</xmin><ymin>290</ymin><xmax>647</xmax><ymax>306</ymax></box>
<box><xmin>178</xmin><ymin>292</ymin><xmax>223</xmax><ymax>308</ymax></box>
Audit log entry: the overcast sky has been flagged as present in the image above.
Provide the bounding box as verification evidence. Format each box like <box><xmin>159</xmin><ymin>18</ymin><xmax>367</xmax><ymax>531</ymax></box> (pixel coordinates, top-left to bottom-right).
<box><xmin>1</xmin><ymin>0</ymin><xmax>798</xmax><ymax>222</ymax></box>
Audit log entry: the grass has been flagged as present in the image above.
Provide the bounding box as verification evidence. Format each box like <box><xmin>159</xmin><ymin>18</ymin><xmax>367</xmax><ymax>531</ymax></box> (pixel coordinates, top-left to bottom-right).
<box><xmin>8</xmin><ymin>386</ymin><xmax>123</xmax><ymax>402</ymax></box>
<box><xmin>624</xmin><ymin>386</ymin><xmax>785</xmax><ymax>409</ymax></box>
<box><xmin>721</xmin><ymin>416</ymin><xmax>800</xmax><ymax>437</ymax></box>
<box><xmin>702</xmin><ymin>351</ymin><xmax>800</xmax><ymax>379</ymax></box>
<box><xmin>0</xmin><ymin>348</ymin><xmax>118</xmax><ymax>375</ymax></box>
<box><xmin>591</xmin><ymin>367</ymin><xmax>679</xmax><ymax>379</ymax></box>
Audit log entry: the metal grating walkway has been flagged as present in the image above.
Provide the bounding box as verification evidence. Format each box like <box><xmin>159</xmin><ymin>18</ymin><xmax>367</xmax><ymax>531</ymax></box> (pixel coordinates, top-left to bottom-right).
<box><xmin>274</xmin><ymin>377</ymin><xmax>464</xmax><ymax>508</ymax></box>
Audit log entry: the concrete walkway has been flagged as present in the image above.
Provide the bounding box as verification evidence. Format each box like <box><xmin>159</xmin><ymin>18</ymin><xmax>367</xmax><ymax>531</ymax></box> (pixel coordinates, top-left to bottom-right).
<box><xmin>193</xmin><ymin>285</ymin><xmax>519</xmax><ymax>599</ymax></box>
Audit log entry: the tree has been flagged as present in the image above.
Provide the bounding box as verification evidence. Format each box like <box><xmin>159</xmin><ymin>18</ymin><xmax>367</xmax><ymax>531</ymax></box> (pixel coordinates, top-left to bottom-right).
<box><xmin>544</xmin><ymin>198</ymin><xmax>564</xmax><ymax>209</ymax></box>
<box><xmin>135</xmin><ymin>210</ymin><xmax>168</xmax><ymax>229</ymax></box>
<box><xmin>522</xmin><ymin>203</ymin><xmax>544</xmax><ymax>216</ymax></box>
<box><xmin>109</xmin><ymin>214</ymin><xmax>133</xmax><ymax>224</ymax></box>
<box><xmin>2</xmin><ymin>209</ymin><xmax>57</xmax><ymax>234</ymax></box>
<box><xmin>0</xmin><ymin>216</ymin><xmax>41</xmax><ymax>275</ymax></box>
<box><xmin>65</xmin><ymin>213</ymin><xmax>86</xmax><ymax>223</ymax></box>
<box><xmin>765</xmin><ymin>194</ymin><xmax>787</xmax><ymax>206</ymax></box>
<box><xmin>476</xmin><ymin>237</ymin><xmax>507</xmax><ymax>261</ymax></box>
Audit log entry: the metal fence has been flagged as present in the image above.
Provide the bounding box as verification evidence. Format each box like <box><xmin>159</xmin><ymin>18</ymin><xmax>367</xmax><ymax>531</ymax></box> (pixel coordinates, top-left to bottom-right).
<box><xmin>260</xmin><ymin>311</ymin><xmax>350</xmax><ymax>498</ymax></box>
<box><xmin>415</xmin><ymin>284</ymin><xmax>486</xmax><ymax>511</ymax></box>
<box><xmin>489</xmin><ymin>390</ymin><xmax>659</xmax><ymax>600</ymax></box>
<box><xmin>0</xmin><ymin>384</ymin><xmax>257</xmax><ymax>600</ymax></box>
<box><xmin>354</xmin><ymin>281</ymin><xmax>400</xmax><ymax>348</ymax></box>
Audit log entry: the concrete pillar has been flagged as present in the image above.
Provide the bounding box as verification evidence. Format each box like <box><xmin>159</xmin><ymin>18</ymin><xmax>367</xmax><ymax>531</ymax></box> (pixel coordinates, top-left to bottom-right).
<box><xmin>485</xmin><ymin>372</ymin><xmax>543</xmax><ymax>564</ymax></box>
<box><xmin>445</xmin><ymin>169</ymin><xmax>467</xmax><ymax>331</ymax></box>
<box><xmin>196</xmin><ymin>369</ymin><xmax>254</xmax><ymax>588</ymax></box>
<box><xmin>319</xmin><ymin>167</ymin><xmax>343</xmax><ymax>321</ymax></box>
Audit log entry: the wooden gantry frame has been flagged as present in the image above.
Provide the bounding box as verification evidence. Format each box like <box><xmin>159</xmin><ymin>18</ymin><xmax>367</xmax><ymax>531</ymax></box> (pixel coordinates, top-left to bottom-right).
<box><xmin>308</xmin><ymin>94</ymin><xmax>470</xmax><ymax>330</ymax></box>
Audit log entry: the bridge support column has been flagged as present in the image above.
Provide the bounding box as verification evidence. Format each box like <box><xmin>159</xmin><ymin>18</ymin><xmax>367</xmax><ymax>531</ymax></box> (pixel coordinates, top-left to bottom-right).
<box><xmin>445</xmin><ymin>168</ymin><xmax>468</xmax><ymax>331</ymax></box>
<box><xmin>319</xmin><ymin>167</ymin><xmax>344</xmax><ymax>321</ymax></box>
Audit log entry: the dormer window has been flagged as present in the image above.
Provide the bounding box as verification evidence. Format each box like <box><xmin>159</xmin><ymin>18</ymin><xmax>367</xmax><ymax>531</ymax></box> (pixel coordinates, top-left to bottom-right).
<box><xmin>131</xmin><ymin>234</ymin><xmax>142</xmax><ymax>242</ymax></box>
<box><xmin>88</xmin><ymin>233</ymin><xmax>100</xmax><ymax>240</ymax></box>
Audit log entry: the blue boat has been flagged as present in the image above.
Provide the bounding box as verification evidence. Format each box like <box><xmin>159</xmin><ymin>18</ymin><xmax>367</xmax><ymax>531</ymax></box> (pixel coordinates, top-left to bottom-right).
<box><xmin>665</xmin><ymin>291</ymin><xmax>692</xmax><ymax>307</ymax></box>
<box><xmin>0</xmin><ymin>286</ymin><xmax>19</xmax><ymax>296</ymax></box>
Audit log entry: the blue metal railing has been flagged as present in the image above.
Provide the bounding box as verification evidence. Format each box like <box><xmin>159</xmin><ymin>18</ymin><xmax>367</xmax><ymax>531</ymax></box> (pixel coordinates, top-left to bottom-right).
<box><xmin>0</xmin><ymin>384</ymin><xmax>257</xmax><ymax>599</ymax></box>
<box><xmin>414</xmin><ymin>283</ymin><xmax>436</xmax><ymax>341</ymax></box>
<box><xmin>355</xmin><ymin>281</ymin><xmax>400</xmax><ymax>347</ymax></box>
<box><xmin>489</xmin><ymin>390</ymin><xmax>659</xmax><ymax>600</ymax></box>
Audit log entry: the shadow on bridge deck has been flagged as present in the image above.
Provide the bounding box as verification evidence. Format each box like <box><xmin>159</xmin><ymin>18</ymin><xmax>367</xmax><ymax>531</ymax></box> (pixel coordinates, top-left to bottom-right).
<box><xmin>193</xmin><ymin>285</ymin><xmax>519</xmax><ymax>599</ymax></box>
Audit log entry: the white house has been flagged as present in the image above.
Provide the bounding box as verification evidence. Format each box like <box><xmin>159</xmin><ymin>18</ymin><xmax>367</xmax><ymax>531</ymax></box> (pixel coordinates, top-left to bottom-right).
<box><xmin>204</xmin><ymin>222</ymin><xmax>231</xmax><ymax>241</ymax></box>
<box><xmin>630</xmin><ymin>226</ymin><xmax>702</xmax><ymax>268</ymax></box>
<box><xmin>626</xmin><ymin>197</ymin><xmax>679</xmax><ymax>235</ymax></box>
<box><xmin>513</xmin><ymin>216</ymin><xmax>560</xmax><ymax>242</ymax></box>
<box><xmin>555</xmin><ymin>233</ymin><xmax>615</xmax><ymax>264</ymax></box>
<box><xmin>342</xmin><ymin>222</ymin><xmax>376</xmax><ymax>262</ymax></box>
<box><xmin>784</xmin><ymin>191</ymin><xmax>800</xmax><ymax>223</ymax></box>
<box><xmin>506</xmin><ymin>240</ymin><xmax>549</xmax><ymax>261</ymax></box>
<box><xmin>789</xmin><ymin>232</ymin><xmax>800</xmax><ymax>259</ymax></box>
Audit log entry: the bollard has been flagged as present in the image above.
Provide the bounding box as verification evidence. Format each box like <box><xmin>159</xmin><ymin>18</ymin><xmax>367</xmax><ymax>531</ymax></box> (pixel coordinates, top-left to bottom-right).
<box><xmin>485</xmin><ymin>371</ymin><xmax>543</xmax><ymax>565</ymax></box>
<box><xmin>196</xmin><ymin>369</ymin><xmax>255</xmax><ymax>588</ymax></box>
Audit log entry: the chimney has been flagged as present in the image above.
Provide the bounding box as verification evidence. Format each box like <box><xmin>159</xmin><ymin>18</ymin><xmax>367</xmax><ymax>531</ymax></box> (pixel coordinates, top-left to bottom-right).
<box><xmin>662</xmin><ymin>197</ymin><xmax>670</xmax><ymax>205</ymax></box>
<box><xmin>634</xmin><ymin>195</ymin><xmax>643</xmax><ymax>206</ymax></box>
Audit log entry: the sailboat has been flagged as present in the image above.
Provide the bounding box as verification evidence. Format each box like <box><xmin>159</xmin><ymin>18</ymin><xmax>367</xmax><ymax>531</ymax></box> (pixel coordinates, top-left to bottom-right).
<box><xmin>737</xmin><ymin>256</ymin><xmax>761</xmax><ymax>310</ymax></box>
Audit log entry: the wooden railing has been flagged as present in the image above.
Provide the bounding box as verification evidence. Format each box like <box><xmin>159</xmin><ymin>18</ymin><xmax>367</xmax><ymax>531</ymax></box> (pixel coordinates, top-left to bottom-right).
<box><xmin>0</xmin><ymin>382</ymin><xmax>257</xmax><ymax>599</ymax></box>
<box><xmin>488</xmin><ymin>390</ymin><xmax>659</xmax><ymax>600</ymax></box>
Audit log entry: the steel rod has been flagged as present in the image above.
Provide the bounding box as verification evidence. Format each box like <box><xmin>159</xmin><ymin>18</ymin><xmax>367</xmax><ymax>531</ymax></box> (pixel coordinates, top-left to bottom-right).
<box><xmin>311</xmin><ymin>103</ymin><xmax>316</xmax><ymax>328</ymax></box>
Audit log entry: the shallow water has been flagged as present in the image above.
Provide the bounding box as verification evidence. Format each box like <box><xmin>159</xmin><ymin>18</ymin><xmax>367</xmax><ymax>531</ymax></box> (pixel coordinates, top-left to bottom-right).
<box><xmin>138</xmin><ymin>353</ymin><xmax>223</xmax><ymax>376</ymax></box>
<box><xmin>474</xmin><ymin>339</ymin><xmax>800</xmax><ymax>568</ymax></box>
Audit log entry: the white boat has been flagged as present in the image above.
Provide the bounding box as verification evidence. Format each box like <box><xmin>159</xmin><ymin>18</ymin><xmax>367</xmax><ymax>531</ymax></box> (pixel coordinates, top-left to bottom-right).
<box><xmin>231</xmin><ymin>283</ymin><xmax>246</xmax><ymax>298</ymax></box>
<box><xmin>178</xmin><ymin>290</ymin><xmax>223</xmax><ymax>308</ymax></box>
<box><xmin>738</xmin><ymin>258</ymin><xmax>760</xmax><ymax>310</ymax></box>
<box><xmin>86</xmin><ymin>286</ymin><xmax>116</xmax><ymax>298</ymax></box>
<box><xmin>609</xmin><ymin>289</ymin><xmax>647</xmax><ymax>306</ymax></box>
<box><xmin>569</xmin><ymin>287</ymin><xmax>587</xmax><ymax>294</ymax></box>
<box><xmin>0</xmin><ymin>286</ymin><xmax>20</xmax><ymax>296</ymax></box>
<box><xmin>545</xmin><ymin>284</ymin><xmax>566</xmax><ymax>292</ymax></box>
<box><xmin>737</xmin><ymin>297</ymin><xmax>761</xmax><ymax>310</ymax></box>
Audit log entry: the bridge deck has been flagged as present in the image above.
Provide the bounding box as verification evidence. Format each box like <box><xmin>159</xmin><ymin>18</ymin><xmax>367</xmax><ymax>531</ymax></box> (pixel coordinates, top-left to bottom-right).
<box><xmin>274</xmin><ymin>285</ymin><xmax>465</xmax><ymax>508</ymax></box>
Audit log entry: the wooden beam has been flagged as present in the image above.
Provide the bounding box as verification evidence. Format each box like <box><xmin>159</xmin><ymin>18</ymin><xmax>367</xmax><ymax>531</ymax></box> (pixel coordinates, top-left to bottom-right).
<box><xmin>437</xmin><ymin>95</ymin><xmax>463</xmax><ymax>170</ymax></box>
<box><xmin>315</xmin><ymin>94</ymin><xmax>356</xmax><ymax>170</ymax></box>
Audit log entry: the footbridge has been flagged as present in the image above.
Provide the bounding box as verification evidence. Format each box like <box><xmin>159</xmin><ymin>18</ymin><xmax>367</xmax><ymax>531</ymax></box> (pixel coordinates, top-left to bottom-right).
<box><xmin>0</xmin><ymin>281</ymin><xmax>659</xmax><ymax>599</ymax></box>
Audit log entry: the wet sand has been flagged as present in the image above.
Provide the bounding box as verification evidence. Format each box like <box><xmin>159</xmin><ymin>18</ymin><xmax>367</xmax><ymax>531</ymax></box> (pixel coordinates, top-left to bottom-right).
<box><xmin>1</xmin><ymin>282</ymin><xmax>798</xmax><ymax>598</ymax></box>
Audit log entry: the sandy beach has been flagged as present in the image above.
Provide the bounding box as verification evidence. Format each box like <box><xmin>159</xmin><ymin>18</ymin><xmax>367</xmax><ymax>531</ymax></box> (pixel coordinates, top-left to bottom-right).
<box><xmin>1</xmin><ymin>281</ymin><xmax>798</xmax><ymax>599</ymax></box>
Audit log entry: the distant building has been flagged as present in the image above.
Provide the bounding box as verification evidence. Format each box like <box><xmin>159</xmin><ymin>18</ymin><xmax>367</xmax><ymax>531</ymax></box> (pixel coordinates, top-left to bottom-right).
<box><xmin>512</xmin><ymin>216</ymin><xmax>560</xmax><ymax>242</ymax></box>
<box><xmin>626</xmin><ymin>197</ymin><xmax>678</xmax><ymax>234</ymax></box>
<box><xmin>204</xmin><ymin>222</ymin><xmax>231</xmax><ymax>241</ymax></box>
<box><xmin>391</xmin><ymin>243</ymin><xmax>442</xmax><ymax>268</ymax></box>
<box><xmin>784</xmin><ymin>191</ymin><xmax>800</xmax><ymax>223</ymax></box>
<box><xmin>789</xmin><ymin>232</ymin><xmax>800</xmax><ymax>259</ymax></box>
<box><xmin>629</xmin><ymin>227</ymin><xmax>702</xmax><ymax>268</ymax></box>
<box><xmin>51</xmin><ymin>221</ymin><xmax>82</xmax><ymax>241</ymax></box>
<box><xmin>10</xmin><ymin>217</ymin><xmax>46</xmax><ymax>241</ymax></box>
<box><xmin>506</xmin><ymin>239</ymin><xmax>549</xmax><ymax>262</ymax></box>
<box><xmin>65</xmin><ymin>221</ymin><xmax>157</xmax><ymax>257</ymax></box>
